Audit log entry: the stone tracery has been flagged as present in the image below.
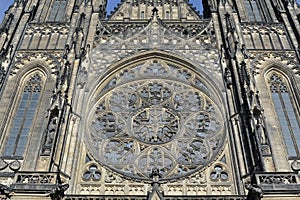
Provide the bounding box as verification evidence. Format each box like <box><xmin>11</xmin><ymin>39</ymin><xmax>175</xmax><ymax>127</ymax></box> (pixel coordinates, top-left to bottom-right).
<box><xmin>86</xmin><ymin>59</ymin><xmax>225</xmax><ymax>181</ymax></box>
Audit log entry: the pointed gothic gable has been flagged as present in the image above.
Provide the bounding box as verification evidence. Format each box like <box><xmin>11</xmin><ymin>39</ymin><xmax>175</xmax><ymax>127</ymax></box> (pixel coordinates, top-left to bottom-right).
<box><xmin>94</xmin><ymin>9</ymin><xmax>216</xmax><ymax>73</ymax></box>
<box><xmin>96</xmin><ymin>16</ymin><xmax>214</xmax><ymax>51</ymax></box>
<box><xmin>108</xmin><ymin>0</ymin><xmax>201</xmax><ymax>21</ymax></box>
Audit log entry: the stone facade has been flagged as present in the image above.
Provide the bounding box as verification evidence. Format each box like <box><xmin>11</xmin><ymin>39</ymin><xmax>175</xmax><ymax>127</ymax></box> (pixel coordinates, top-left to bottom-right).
<box><xmin>0</xmin><ymin>0</ymin><xmax>300</xmax><ymax>199</ymax></box>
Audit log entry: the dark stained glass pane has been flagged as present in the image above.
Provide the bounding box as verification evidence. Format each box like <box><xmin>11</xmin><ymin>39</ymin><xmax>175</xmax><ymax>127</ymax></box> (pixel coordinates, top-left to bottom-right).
<box><xmin>245</xmin><ymin>1</ymin><xmax>255</xmax><ymax>21</ymax></box>
<box><xmin>251</xmin><ymin>1</ymin><xmax>262</xmax><ymax>21</ymax></box>
<box><xmin>282</xmin><ymin>93</ymin><xmax>300</xmax><ymax>148</ymax></box>
<box><xmin>245</xmin><ymin>0</ymin><xmax>263</xmax><ymax>22</ymax></box>
<box><xmin>272</xmin><ymin>93</ymin><xmax>296</xmax><ymax>157</ymax></box>
<box><xmin>49</xmin><ymin>0</ymin><xmax>67</xmax><ymax>22</ymax></box>
<box><xmin>49</xmin><ymin>2</ymin><xmax>60</xmax><ymax>21</ymax></box>
<box><xmin>55</xmin><ymin>1</ymin><xmax>67</xmax><ymax>21</ymax></box>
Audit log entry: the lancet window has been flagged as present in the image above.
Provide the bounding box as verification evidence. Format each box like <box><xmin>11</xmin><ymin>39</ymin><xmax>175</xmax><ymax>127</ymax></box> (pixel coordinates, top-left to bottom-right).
<box><xmin>269</xmin><ymin>73</ymin><xmax>300</xmax><ymax>158</ymax></box>
<box><xmin>3</xmin><ymin>74</ymin><xmax>42</xmax><ymax>157</ymax></box>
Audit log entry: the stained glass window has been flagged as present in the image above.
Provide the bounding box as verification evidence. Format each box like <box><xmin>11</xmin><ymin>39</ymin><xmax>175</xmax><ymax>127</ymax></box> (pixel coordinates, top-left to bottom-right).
<box><xmin>48</xmin><ymin>0</ymin><xmax>67</xmax><ymax>22</ymax></box>
<box><xmin>244</xmin><ymin>0</ymin><xmax>262</xmax><ymax>22</ymax></box>
<box><xmin>3</xmin><ymin>74</ymin><xmax>42</xmax><ymax>157</ymax></box>
<box><xmin>269</xmin><ymin>73</ymin><xmax>300</xmax><ymax>158</ymax></box>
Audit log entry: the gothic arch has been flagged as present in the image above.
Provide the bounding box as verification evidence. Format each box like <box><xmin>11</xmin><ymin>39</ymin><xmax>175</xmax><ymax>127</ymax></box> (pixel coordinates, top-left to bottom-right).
<box><xmin>253</xmin><ymin>60</ymin><xmax>300</xmax><ymax>167</ymax></box>
<box><xmin>0</xmin><ymin>58</ymin><xmax>60</xmax><ymax>171</ymax></box>
<box><xmin>252</xmin><ymin>52</ymin><xmax>300</xmax><ymax>76</ymax></box>
<box><xmin>6</xmin><ymin>65</ymin><xmax>50</xmax><ymax>119</ymax></box>
<box><xmin>89</xmin><ymin>50</ymin><xmax>226</xmax><ymax>107</ymax></box>
<box><xmin>11</xmin><ymin>52</ymin><xmax>60</xmax><ymax>77</ymax></box>
<box><xmin>264</xmin><ymin>70</ymin><xmax>300</xmax><ymax>159</ymax></box>
<box><xmin>16</xmin><ymin>67</ymin><xmax>48</xmax><ymax>85</ymax></box>
<box><xmin>260</xmin><ymin>63</ymin><xmax>300</xmax><ymax>111</ymax></box>
<box><xmin>83</xmin><ymin>50</ymin><xmax>228</xmax><ymax>182</ymax></box>
<box><xmin>0</xmin><ymin>69</ymin><xmax>46</xmax><ymax>159</ymax></box>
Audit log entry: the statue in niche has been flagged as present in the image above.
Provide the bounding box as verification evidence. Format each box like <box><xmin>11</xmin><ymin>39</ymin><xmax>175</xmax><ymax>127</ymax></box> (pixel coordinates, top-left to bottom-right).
<box><xmin>45</xmin><ymin>116</ymin><xmax>58</xmax><ymax>145</ymax></box>
<box><xmin>256</xmin><ymin>123</ymin><xmax>266</xmax><ymax>145</ymax></box>
<box><xmin>224</xmin><ymin>68</ymin><xmax>232</xmax><ymax>88</ymax></box>
<box><xmin>77</xmin><ymin>67</ymin><xmax>88</xmax><ymax>89</ymax></box>
<box><xmin>253</xmin><ymin>105</ymin><xmax>267</xmax><ymax>145</ymax></box>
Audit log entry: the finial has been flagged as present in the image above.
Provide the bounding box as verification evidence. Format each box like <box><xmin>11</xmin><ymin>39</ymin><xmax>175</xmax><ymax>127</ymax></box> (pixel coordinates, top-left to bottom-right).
<box><xmin>152</xmin><ymin>7</ymin><xmax>158</xmax><ymax>15</ymax></box>
<box><xmin>148</xmin><ymin>167</ymin><xmax>164</xmax><ymax>200</ymax></box>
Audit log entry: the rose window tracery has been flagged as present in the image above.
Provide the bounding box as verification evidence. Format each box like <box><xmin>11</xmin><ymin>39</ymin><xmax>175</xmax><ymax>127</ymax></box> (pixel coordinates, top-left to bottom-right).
<box><xmin>86</xmin><ymin>59</ymin><xmax>225</xmax><ymax>181</ymax></box>
<box><xmin>132</xmin><ymin>107</ymin><xmax>179</xmax><ymax>144</ymax></box>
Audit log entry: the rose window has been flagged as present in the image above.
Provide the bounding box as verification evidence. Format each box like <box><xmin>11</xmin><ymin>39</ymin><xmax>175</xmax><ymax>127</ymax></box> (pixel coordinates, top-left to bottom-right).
<box><xmin>86</xmin><ymin>60</ymin><xmax>225</xmax><ymax>181</ymax></box>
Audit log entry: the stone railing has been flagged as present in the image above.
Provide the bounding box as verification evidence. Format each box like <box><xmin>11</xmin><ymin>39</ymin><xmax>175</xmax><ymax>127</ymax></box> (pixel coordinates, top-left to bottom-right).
<box><xmin>255</xmin><ymin>172</ymin><xmax>300</xmax><ymax>194</ymax></box>
<box><xmin>11</xmin><ymin>171</ymin><xmax>68</xmax><ymax>193</ymax></box>
<box><xmin>15</xmin><ymin>172</ymin><xmax>56</xmax><ymax>184</ymax></box>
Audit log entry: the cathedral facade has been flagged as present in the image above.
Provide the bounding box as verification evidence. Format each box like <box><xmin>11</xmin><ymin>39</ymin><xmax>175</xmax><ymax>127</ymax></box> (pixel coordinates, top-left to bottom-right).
<box><xmin>0</xmin><ymin>0</ymin><xmax>300</xmax><ymax>199</ymax></box>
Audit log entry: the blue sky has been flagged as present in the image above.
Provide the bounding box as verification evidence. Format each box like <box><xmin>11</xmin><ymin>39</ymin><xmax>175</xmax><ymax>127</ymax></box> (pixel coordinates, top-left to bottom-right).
<box><xmin>0</xmin><ymin>0</ymin><xmax>300</xmax><ymax>22</ymax></box>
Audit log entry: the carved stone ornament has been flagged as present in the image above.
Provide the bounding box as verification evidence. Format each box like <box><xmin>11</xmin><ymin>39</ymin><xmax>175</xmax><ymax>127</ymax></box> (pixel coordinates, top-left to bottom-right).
<box><xmin>86</xmin><ymin>59</ymin><xmax>225</xmax><ymax>182</ymax></box>
<box><xmin>291</xmin><ymin>160</ymin><xmax>300</xmax><ymax>171</ymax></box>
<box><xmin>0</xmin><ymin>159</ymin><xmax>8</xmax><ymax>171</ymax></box>
<box><xmin>0</xmin><ymin>159</ymin><xmax>21</xmax><ymax>172</ymax></box>
<box><xmin>8</xmin><ymin>160</ymin><xmax>21</xmax><ymax>171</ymax></box>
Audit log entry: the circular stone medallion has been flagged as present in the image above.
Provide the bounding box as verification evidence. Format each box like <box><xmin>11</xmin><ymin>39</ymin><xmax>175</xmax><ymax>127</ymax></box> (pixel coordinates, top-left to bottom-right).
<box><xmin>86</xmin><ymin>66</ymin><xmax>225</xmax><ymax>182</ymax></box>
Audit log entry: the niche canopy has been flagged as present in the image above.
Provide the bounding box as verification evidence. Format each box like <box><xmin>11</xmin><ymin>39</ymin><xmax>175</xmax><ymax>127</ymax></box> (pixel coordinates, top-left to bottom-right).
<box><xmin>86</xmin><ymin>59</ymin><xmax>225</xmax><ymax>181</ymax></box>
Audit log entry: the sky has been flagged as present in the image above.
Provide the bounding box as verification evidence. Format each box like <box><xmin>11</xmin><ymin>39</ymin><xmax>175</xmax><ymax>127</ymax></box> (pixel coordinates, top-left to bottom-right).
<box><xmin>0</xmin><ymin>0</ymin><xmax>300</xmax><ymax>22</ymax></box>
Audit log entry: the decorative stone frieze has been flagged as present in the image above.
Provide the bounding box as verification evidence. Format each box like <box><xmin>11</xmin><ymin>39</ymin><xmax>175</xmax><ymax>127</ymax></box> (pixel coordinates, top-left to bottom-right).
<box><xmin>241</xmin><ymin>22</ymin><xmax>291</xmax><ymax>50</ymax></box>
<box><xmin>20</xmin><ymin>23</ymin><xmax>70</xmax><ymax>50</ymax></box>
<box><xmin>250</xmin><ymin>52</ymin><xmax>300</xmax><ymax>76</ymax></box>
<box><xmin>11</xmin><ymin>52</ymin><xmax>62</xmax><ymax>76</ymax></box>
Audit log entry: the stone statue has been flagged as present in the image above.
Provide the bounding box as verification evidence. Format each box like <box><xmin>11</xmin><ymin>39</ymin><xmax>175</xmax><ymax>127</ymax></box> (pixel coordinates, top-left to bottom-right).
<box><xmin>45</xmin><ymin>117</ymin><xmax>58</xmax><ymax>145</ymax></box>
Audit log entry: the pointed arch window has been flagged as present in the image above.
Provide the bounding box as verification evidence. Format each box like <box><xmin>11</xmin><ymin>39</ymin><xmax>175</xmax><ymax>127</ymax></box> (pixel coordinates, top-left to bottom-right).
<box><xmin>48</xmin><ymin>0</ymin><xmax>67</xmax><ymax>22</ymax></box>
<box><xmin>269</xmin><ymin>73</ymin><xmax>300</xmax><ymax>158</ymax></box>
<box><xmin>3</xmin><ymin>74</ymin><xmax>42</xmax><ymax>157</ymax></box>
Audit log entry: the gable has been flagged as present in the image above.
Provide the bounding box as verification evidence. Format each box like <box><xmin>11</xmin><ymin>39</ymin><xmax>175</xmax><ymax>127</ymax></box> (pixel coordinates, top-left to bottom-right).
<box><xmin>108</xmin><ymin>0</ymin><xmax>201</xmax><ymax>21</ymax></box>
